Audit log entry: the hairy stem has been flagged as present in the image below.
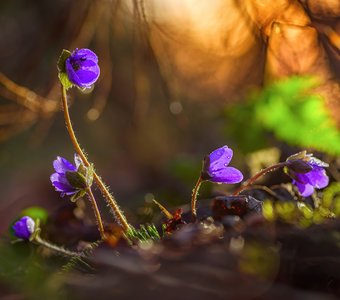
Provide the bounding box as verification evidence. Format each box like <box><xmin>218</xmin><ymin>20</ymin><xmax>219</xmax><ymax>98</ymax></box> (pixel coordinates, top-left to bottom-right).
<box><xmin>233</xmin><ymin>162</ymin><xmax>288</xmax><ymax>196</ymax></box>
<box><xmin>191</xmin><ymin>176</ymin><xmax>203</xmax><ymax>220</ymax></box>
<box><xmin>86</xmin><ymin>187</ymin><xmax>106</xmax><ymax>239</ymax></box>
<box><xmin>35</xmin><ymin>235</ymin><xmax>85</xmax><ymax>258</ymax></box>
<box><xmin>61</xmin><ymin>85</ymin><xmax>130</xmax><ymax>231</ymax></box>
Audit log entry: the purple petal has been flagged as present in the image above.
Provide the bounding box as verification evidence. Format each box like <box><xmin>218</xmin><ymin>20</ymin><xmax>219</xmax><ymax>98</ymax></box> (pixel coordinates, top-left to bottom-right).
<box><xmin>72</xmin><ymin>48</ymin><xmax>98</xmax><ymax>63</ymax></box>
<box><xmin>208</xmin><ymin>146</ymin><xmax>233</xmax><ymax>172</ymax></box>
<box><xmin>50</xmin><ymin>173</ymin><xmax>77</xmax><ymax>194</ymax></box>
<box><xmin>65</xmin><ymin>48</ymin><xmax>100</xmax><ymax>88</ymax></box>
<box><xmin>73</xmin><ymin>69</ymin><xmax>100</xmax><ymax>87</ymax></box>
<box><xmin>12</xmin><ymin>216</ymin><xmax>35</xmax><ymax>240</ymax></box>
<box><xmin>293</xmin><ymin>180</ymin><xmax>315</xmax><ymax>197</ymax></box>
<box><xmin>66</xmin><ymin>61</ymin><xmax>99</xmax><ymax>88</ymax></box>
<box><xmin>294</xmin><ymin>173</ymin><xmax>309</xmax><ymax>184</ymax></box>
<box><xmin>53</xmin><ymin>157</ymin><xmax>77</xmax><ymax>174</ymax></box>
<box><xmin>306</xmin><ymin>168</ymin><xmax>329</xmax><ymax>189</ymax></box>
<box><xmin>50</xmin><ymin>172</ymin><xmax>60</xmax><ymax>184</ymax></box>
<box><xmin>75</xmin><ymin>59</ymin><xmax>98</xmax><ymax>68</ymax></box>
<box><xmin>308</xmin><ymin>157</ymin><xmax>329</xmax><ymax>168</ymax></box>
<box><xmin>209</xmin><ymin>167</ymin><xmax>243</xmax><ymax>184</ymax></box>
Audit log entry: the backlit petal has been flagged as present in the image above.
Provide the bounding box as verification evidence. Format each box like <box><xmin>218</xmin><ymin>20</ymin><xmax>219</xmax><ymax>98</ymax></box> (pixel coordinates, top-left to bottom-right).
<box><xmin>53</xmin><ymin>156</ymin><xmax>77</xmax><ymax>174</ymax></box>
<box><xmin>208</xmin><ymin>146</ymin><xmax>233</xmax><ymax>172</ymax></box>
<box><xmin>209</xmin><ymin>167</ymin><xmax>243</xmax><ymax>184</ymax></box>
<box><xmin>293</xmin><ymin>180</ymin><xmax>314</xmax><ymax>197</ymax></box>
<box><xmin>306</xmin><ymin>168</ymin><xmax>329</xmax><ymax>189</ymax></box>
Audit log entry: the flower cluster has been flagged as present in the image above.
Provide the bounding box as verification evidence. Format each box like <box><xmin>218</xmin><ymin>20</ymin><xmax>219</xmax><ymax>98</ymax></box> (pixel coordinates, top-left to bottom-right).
<box><xmin>9</xmin><ymin>46</ymin><xmax>335</xmax><ymax>254</ymax></box>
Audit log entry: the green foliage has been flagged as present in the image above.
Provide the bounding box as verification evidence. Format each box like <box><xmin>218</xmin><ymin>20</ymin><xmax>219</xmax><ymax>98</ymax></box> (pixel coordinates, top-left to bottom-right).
<box><xmin>65</xmin><ymin>171</ymin><xmax>88</xmax><ymax>189</ymax></box>
<box><xmin>126</xmin><ymin>224</ymin><xmax>161</xmax><ymax>243</ymax></box>
<box><xmin>226</xmin><ymin>76</ymin><xmax>340</xmax><ymax>155</ymax></box>
<box><xmin>61</xmin><ymin>241</ymin><xmax>100</xmax><ymax>273</ymax></box>
<box><xmin>321</xmin><ymin>182</ymin><xmax>340</xmax><ymax>217</ymax></box>
<box><xmin>0</xmin><ymin>242</ymin><xmax>66</xmax><ymax>299</ymax></box>
<box><xmin>58</xmin><ymin>72</ymin><xmax>73</xmax><ymax>90</ymax></box>
<box><xmin>238</xmin><ymin>242</ymin><xmax>279</xmax><ymax>280</ymax></box>
<box><xmin>77</xmin><ymin>163</ymin><xmax>94</xmax><ymax>187</ymax></box>
<box><xmin>263</xmin><ymin>196</ymin><xmax>336</xmax><ymax>228</ymax></box>
<box><xmin>20</xmin><ymin>206</ymin><xmax>48</xmax><ymax>224</ymax></box>
<box><xmin>70</xmin><ymin>189</ymin><xmax>87</xmax><ymax>203</ymax></box>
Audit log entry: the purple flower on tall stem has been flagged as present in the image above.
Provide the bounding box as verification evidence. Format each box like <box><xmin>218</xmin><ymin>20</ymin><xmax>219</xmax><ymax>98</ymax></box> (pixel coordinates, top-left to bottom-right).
<box><xmin>191</xmin><ymin>145</ymin><xmax>243</xmax><ymax>219</ymax></box>
<box><xmin>12</xmin><ymin>216</ymin><xmax>35</xmax><ymax>240</ymax></box>
<box><xmin>288</xmin><ymin>157</ymin><xmax>329</xmax><ymax>197</ymax></box>
<box><xmin>201</xmin><ymin>146</ymin><xmax>243</xmax><ymax>184</ymax></box>
<box><xmin>50</xmin><ymin>155</ymin><xmax>85</xmax><ymax>197</ymax></box>
<box><xmin>65</xmin><ymin>48</ymin><xmax>100</xmax><ymax>88</ymax></box>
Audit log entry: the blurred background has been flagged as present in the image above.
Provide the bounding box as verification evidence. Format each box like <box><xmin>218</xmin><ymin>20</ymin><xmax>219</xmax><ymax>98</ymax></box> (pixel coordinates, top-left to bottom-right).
<box><xmin>0</xmin><ymin>0</ymin><xmax>340</xmax><ymax>233</ymax></box>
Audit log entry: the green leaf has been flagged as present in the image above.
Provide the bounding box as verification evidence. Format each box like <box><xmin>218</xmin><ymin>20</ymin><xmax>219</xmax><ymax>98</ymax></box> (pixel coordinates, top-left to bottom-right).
<box><xmin>226</xmin><ymin>76</ymin><xmax>340</xmax><ymax>155</ymax></box>
<box><xmin>57</xmin><ymin>49</ymin><xmax>73</xmax><ymax>90</ymax></box>
<box><xmin>86</xmin><ymin>164</ymin><xmax>94</xmax><ymax>187</ymax></box>
<box><xmin>58</xmin><ymin>72</ymin><xmax>73</xmax><ymax>90</ymax></box>
<box><xmin>20</xmin><ymin>206</ymin><xmax>48</xmax><ymax>224</ymax></box>
<box><xmin>262</xmin><ymin>200</ymin><xmax>275</xmax><ymax>221</ymax></box>
<box><xmin>70</xmin><ymin>190</ymin><xmax>86</xmax><ymax>202</ymax></box>
<box><xmin>76</xmin><ymin>163</ymin><xmax>94</xmax><ymax>187</ymax></box>
<box><xmin>321</xmin><ymin>183</ymin><xmax>340</xmax><ymax>216</ymax></box>
<box><xmin>57</xmin><ymin>49</ymin><xmax>71</xmax><ymax>73</ymax></box>
<box><xmin>125</xmin><ymin>224</ymin><xmax>161</xmax><ymax>243</ymax></box>
<box><xmin>65</xmin><ymin>171</ymin><xmax>87</xmax><ymax>189</ymax></box>
<box><xmin>254</xmin><ymin>77</ymin><xmax>340</xmax><ymax>155</ymax></box>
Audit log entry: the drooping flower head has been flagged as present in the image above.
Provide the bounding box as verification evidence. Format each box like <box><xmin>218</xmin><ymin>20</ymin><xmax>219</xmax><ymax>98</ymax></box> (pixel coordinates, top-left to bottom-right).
<box><xmin>201</xmin><ymin>145</ymin><xmax>243</xmax><ymax>184</ymax></box>
<box><xmin>286</xmin><ymin>152</ymin><xmax>329</xmax><ymax>197</ymax></box>
<box><xmin>50</xmin><ymin>154</ymin><xmax>91</xmax><ymax>199</ymax></box>
<box><xmin>65</xmin><ymin>48</ymin><xmax>100</xmax><ymax>88</ymax></box>
<box><xmin>12</xmin><ymin>216</ymin><xmax>35</xmax><ymax>240</ymax></box>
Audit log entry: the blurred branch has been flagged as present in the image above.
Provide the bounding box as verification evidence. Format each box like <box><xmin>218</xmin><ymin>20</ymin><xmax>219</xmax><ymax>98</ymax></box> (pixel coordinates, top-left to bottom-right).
<box><xmin>0</xmin><ymin>72</ymin><xmax>59</xmax><ymax>141</ymax></box>
<box><xmin>132</xmin><ymin>0</ymin><xmax>175</xmax><ymax>122</ymax></box>
<box><xmin>86</xmin><ymin>0</ymin><xmax>115</xmax><ymax>122</ymax></box>
<box><xmin>0</xmin><ymin>72</ymin><xmax>57</xmax><ymax>114</ymax></box>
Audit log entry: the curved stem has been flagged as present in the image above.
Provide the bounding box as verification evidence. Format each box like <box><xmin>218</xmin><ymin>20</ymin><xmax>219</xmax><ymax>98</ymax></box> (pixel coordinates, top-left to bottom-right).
<box><xmin>86</xmin><ymin>187</ymin><xmax>106</xmax><ymax>240</ymax></box>
<box><xmin>61</xmin><ymin>86</ymin><xmax>87</xmax><ymax>163</ymax></box>
<box><xmin>191</xmin><ymin>176</ymin><xmax>203</xmax><ymax>220</ymax></box>
<box><xmin>233</xmin><ymin>162</ymin><xmax>288</xmax><ymax>196</ymax></box>
<box><xmin>34</xmin><ymin>235</ymin><xmax>85</xmax><ymax>258</ymax></box>
<box><xmin>61</xmin><ymin>85</ymin><xmax>130</xmax><ymax>231</ymax></box>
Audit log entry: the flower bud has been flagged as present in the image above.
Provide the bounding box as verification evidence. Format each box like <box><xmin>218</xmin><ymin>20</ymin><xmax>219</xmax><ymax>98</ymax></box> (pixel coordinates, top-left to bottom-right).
<box><xmin>12</xmin><ymin>216</ymin><xmax>35</xmax><ymax>240</ymax></box>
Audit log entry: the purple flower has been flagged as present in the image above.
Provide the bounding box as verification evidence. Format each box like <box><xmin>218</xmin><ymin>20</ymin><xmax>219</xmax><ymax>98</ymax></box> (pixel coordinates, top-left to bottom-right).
<box><xmin>65</xmin><ymin>48</ymin><xmax>100</xmax><ymax>88</ymax></box>
<box><xmin>291</xmin><ymin>162</ymin><xmax>329</xmax><ymax>197</ymax></box>
<box><xmin>12</xmin><ymin>216</ymin><xmax>35</xmax><ymax>240</ymax></box>
<box><xmin>50</xmin><ymin>155</ymin><xmax>84</xmax><ymax>197</ymax></box>
<box><xmin>286</xmin><ymin>153</ymin><xmax>329</xmax><ymax>197</ymax></box>
<box><xmin>201</xmin><ymin>146</ymin><xmax>243</xmax><ymax>184</ymax></box>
